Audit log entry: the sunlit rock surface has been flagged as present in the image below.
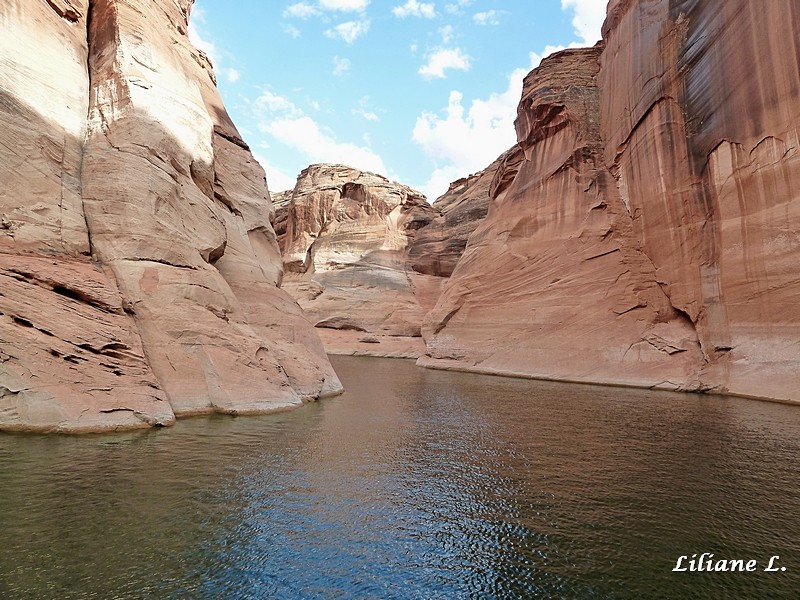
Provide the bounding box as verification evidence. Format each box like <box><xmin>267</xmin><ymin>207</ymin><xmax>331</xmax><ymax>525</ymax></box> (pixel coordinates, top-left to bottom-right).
<box><xmin>421</xmin><ymin>0</ymin><xmax>800</xmax><ymax>404</ymax></box>
<box><xmin>0</xmin><ymin>0</ymin><xmax>340</xmax><ymax>432</ymax></box>
<box><xmin>278</xmin><ymin>165</ymin><xmax>443</xmax><ymax>357</ymax></box>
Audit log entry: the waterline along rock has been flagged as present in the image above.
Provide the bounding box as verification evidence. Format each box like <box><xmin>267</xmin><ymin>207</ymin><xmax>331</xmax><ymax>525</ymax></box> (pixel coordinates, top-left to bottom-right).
<box><xmin>0</xmin><ymin>0</ymin><xmax>341</xmax><ymax>432</ymax></box>
<box><xmin>420</xmin><ymin>0</ymin><xmax>800</xmax><ymax>404</ymax></box>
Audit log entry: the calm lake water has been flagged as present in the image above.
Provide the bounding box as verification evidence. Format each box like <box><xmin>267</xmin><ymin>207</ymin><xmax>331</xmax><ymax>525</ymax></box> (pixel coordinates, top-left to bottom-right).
<box><xmin>1</xmin><ymin>356</ymin><xmax>799</xmax><ymax>599</ymax></box>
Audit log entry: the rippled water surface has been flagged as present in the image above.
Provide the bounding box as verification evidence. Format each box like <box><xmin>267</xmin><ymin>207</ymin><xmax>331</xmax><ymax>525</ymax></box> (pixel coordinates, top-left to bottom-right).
<box><xmin>1</xmin><ymin>356</ymin><xmax>800</xmax><ymax>598</ymax></box>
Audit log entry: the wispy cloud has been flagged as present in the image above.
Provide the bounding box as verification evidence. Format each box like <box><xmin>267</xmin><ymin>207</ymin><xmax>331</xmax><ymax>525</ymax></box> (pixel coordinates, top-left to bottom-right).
<box><xmin>473</xmin><ymin>9</ymin><xmax>507</xmax><ymax>26</ymax></box>
<box><xmin>253</xmin><ymin>89</ymin><xmax>389</xmax><ymax>175</ymax></box>
<box><xmin>444</xmin><ymin>0</ymin><xmax>473</xmax><ymax>14</ymax></box>
<box><xmin>438</xmin><ymin>24</ymin><xmax>455</xmax><ymax>44</ymax></box>
<box><xmin>332</xmin><ymin>55</ymin><xmax>352</xmax><ymax>75</ymax></box>
<box><xmin>392</xmin><ymin>0</ymin><xmax>436</xmax><ymax>18</ymax></box>
<box><xmin>352</xmin><ymin>96</ymin><xmax>380</xmax><ymax>122</ymax></box>
<box><xmin>561</xmin><ymin>0</ymin><xmax>605</xmax><ymax>44</ymax></box>
<box><xmin>412</xmin><ymin>53</ymin><xmax>538</xmax><ymax>199</ymax></box>
<box><xmin>283</xmin><ymin>24</ymin><xmax>301</xmax><ymax>38</ymax></box>
<box><xmin>324</xmin><ymin>19</ymin><xmax>370</xmax><ymax>43</ymax></box>
<box><xmin>283</xmin><ymin>2</ymin><xmax>321</xmax><ymax>18</ymax></box>
<box><xmin>418</xmin><ymin>47</ymin><xmax>471</xmax><ymax>79</ymax></box>
<box><xmin>319</xmin><ymin>0</ymin><xmax>370</xmax><ymax>11</ymax></box>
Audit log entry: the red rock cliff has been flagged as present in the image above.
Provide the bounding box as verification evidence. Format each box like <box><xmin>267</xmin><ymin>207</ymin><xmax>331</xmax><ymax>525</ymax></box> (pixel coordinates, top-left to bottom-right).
<box><xmin>421</xmin><ymin>0</ymin><xmax>800</xmax><ymax>403</ymax></box>
<box><xmin>0</xmin><ymin>0</ymin><xmax>341</xmax><ymax>432</ymax></box>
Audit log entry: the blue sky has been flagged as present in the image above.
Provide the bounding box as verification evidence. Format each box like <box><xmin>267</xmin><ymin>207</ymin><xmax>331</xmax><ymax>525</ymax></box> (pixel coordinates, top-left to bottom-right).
<box><xmin>190</xmin><ymin>0</ymin><xmax>606</xmax><ymax>199</ymax></box>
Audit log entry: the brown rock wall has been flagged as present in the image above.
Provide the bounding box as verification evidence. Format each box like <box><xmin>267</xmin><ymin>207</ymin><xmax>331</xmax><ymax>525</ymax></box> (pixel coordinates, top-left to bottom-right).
<box><xmin>420</xmin><ymin>0</ymin><xmax>800</xmax><ymax>403</ymax></box>
<box><xmin>0</xmin><ymin>0</ymin><xmax>341</xmax><ymax>431</ymax></box>
<box><xmin>600</xmin><ymin>0</ymin><xmax>800</xmax><ymax>400</ymax></box>
<box><xmin>407</xmin><ymin>149</ymin><xmax>521</xmax><ymax>278</ymax></box>
<box><xmin>420</xmin><ymin>47</ymin><xmax>705</xmax><ymax>390</ymax></box>
<box><xmin>279</xmin><ymin>165</ymin><xmax>442</xmax><ymax>357</ymax></box>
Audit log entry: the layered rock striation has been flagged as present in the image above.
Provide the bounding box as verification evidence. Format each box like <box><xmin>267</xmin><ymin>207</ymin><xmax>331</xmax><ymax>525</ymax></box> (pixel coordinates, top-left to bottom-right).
<box><xmin>421</xmin><ymin>0</ymin><xmax>800</xmax><ymax>404</ymax></box>
<box><xmin>277</xmin><ymin>165</ymin><xmax>443</xmax><ymax>357</ymax></box>
<box><xmin>0</xmin><ymin>0</ymin><xmax>340</xmax><ymax>432</ymax></box>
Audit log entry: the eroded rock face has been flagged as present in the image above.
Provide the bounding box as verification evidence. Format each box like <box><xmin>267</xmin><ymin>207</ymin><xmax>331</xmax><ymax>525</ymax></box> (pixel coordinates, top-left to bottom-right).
<box><xmin>0</xmin><ymin>0</ymin><xmax>341</xmax><ymax>432</ymax></box>
<box><xmin>421</xmin><ymin>47</ymin><xmax>706</xmax><ymax>389</ymax></box>
<box><xmin>421</xmin><ymin>0</ymin><xmax>800</xmax><ymax>403</ymax></box>
<box><xmin>407</xmin><ymin>148</ymin><xmax>522</xmax><ymax>278</ymax></box>
<box><xmin>279</xmin><ymin>165</ymin><xmax>442</xmax><ymax>357</ymax></box>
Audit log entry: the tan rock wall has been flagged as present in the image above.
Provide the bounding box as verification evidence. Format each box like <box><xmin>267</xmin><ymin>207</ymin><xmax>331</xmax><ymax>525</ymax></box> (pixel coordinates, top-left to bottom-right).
<box><xmin>279</xmin><ymin>165</ymin><xmax>441</xmax><ymax>357</ymax></box>
<box><xmin>599</xmin><ymin>0</ymin><xmax>800</xmax><ymax>400</ymax></box>
<box><xmin>407</xmin><ymin>149</ymin><xmax>520</xmax><ymax>278</ymax></box>
<box><xmin>420</xmin><ymin>47</ymin><xmax>705</xmax><ymax>390</ymax></box>
<box><xmin>421</xmin><ymin>0</ymin><xmax>800</xmax><ymax>403</ymax></box>
<box><xmin>0</xmin><ymin>0</ymin><xmax>341</xmax><ymax>431</ymax></box>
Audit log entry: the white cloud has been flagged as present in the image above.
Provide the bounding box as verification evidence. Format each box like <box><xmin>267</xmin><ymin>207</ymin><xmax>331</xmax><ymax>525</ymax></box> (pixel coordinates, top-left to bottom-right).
<box><xmin>418</xmin><ymin>47</ymin><xmax>471</xmax><ymax>79</ymax></box>
<box><xmin>473</xmin><ymin>9</ymin><xmax>507</xmax><ymax>26</ymax></box>
<box><xmin>438</xmin><ymin>24</ymin><xmax>455</xmax><ymax>44</ymax></box>
<box><xmin>332</xmin><ymin>55</ymin><xmax>352</xmax><ymax>76</ymax></box>
<box><xmin>415</xmin><ymin>165</ymin><xmax>465</xmax><ymax>202</ymax></box>
<box><xmin>392</xmin><ymin>0</ymin><xmax>436</xmax><ymax>18</ymax></box>
<box><xmin>188</xmin><ymin>20</ymin><xmax>218</xmax><ymax>65</ymax></box>
<box><xmin>253</xmin><ymin>90</ymin><xmax>389</xmax><ymax>176</ymax></box>
<box><xmin>324</xmin><ymin>19</ymin><xmax>370</xmax><ymax>43</ymax></box>
<box><xmin>561</xmin><ymin>0</ymin><xmax>605</xmax><ymax>44</ymax></box>
<box><xmin>283</xmin><ymin>24</ymin><xmax>302</xmax><ymax>38</ymax></box>
<box><xmin>254</xmin><ymin>153</ymin><xmax>298</xmax><ymax>193</ymax></box>
<box><xmin>225</xmin><ymin>68</ymin><xmax>240</xmax><ymax>83</ymax></box>
<box><xmin>319</xmin><ymin>0</ymin><xmax>370</xmax><ymax>11</ymax></box>
<box><xmin>444</xmin><ymin>0</ymin><xmax>473</xmax><ymax>14</ymax></box>
<box><xmin>412</xmin><ymin>54</ymin><xmax>539</xmax><ymax>199</ymax></box>
<box><xmin>352</xmin><ymin>96</ymin><xmax>379</xmax><ymax>122</ymax></box>
<box><xmin>191</xmin><ymin>6</ymin><xmax>207</xmax><ymax>23</ymax></box>
<box><xmin>256</xmin><ymin>91</ymin><xmax>304</xmax><ymax>117</ymax></box>
<box><xmin>269</xmin><ymin>116</ymin><xmax>388</xmax><ymax>173</ymax></box>
<box><xmin>283</xmin><ymin>2</ymin><xmax>321</xmax><ymax>18</ymax></box>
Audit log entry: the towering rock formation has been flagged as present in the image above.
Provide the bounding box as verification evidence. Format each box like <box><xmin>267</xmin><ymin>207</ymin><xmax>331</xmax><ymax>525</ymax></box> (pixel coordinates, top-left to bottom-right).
<box><xmin>0</xmin><ymin>0</ymin><xmax>340</xmax><ymax>432</ymax></box>
<box><xmin>421</xmin><ymin>0</ymin><xmax>800</xmax><ymax>404</ymax></box>
<box><xmin>278</xmin><ymin>165</ymin><xmax>442</xmax><ymax>357</ymax></box>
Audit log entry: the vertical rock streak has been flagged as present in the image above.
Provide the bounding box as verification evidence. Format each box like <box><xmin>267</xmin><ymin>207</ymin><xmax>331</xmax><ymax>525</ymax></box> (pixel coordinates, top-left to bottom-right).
<box><xmin>419</xmin><ymin>0</ymin><xmax>800</xmax><ymax>403</ymax></box>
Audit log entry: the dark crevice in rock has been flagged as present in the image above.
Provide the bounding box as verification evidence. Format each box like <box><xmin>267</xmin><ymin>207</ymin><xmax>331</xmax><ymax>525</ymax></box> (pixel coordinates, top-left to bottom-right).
<box><xmin>433</xmin><ymin>305</ymin><xmax>461</xmax><ymax>335</ymax></box>
<box><xmin>46</xmin><ymin>0</ymin><xmax>82</xmax><ymax>22</ymax></box>
<box><xmin>11</xmin><ymin>316</ymin><xmax>34</xmax><ymax>328</ymax></box>
<box><xmin>213</xmin><ymin>125</ymin><xmax>249</xmax><ymax>151</ymax></box>
<box><xmin>123</xmin><ymin>257</ymin><xmax>197</xmax><ymax>270</ymax></box>
<box><xmin>63</xmin><ymin>354</ymin><xmax>88</xmax><ymax>364</ymax></box>
<box><xmin>51</xmin><ymin>284</ymin><xmax>118</xmax><ymax>313</ymax></box>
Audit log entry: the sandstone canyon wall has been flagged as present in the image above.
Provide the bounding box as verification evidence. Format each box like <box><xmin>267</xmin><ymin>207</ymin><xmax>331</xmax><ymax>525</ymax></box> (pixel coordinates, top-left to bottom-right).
<box><xmin>0</xmin><ymin>0</ymin><xmax>341</xmax><ymax>432</ymax></box>
<box><xmin>421</xmin><ymin>0</ymin><xmax>800</xmax><ymax>404</ymax></box>
<box><xmin>407</xmin><ymin>148</ymin><xmax>522</xmax><ymax>278</ymax></box>
<box><xmin>276</xmin><ymin>165</ymin><xmax>443</xmax><ymax>357</ymax></box>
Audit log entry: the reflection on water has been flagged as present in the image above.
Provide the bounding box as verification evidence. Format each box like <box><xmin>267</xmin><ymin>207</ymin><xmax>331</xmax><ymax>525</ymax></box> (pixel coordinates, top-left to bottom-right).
<box><xmin>1</xmin><ymin>356</ymin><xmax>799</xmax><ymax>598</ymax></box>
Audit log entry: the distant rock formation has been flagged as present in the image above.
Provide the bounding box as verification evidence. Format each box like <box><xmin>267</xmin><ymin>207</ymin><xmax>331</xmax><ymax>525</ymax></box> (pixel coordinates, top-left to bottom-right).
<box><xmin>276</xmin><ymin>165</ymin><xmax>445</xmax><ymax>357</ymax></box>
<box><xmin>421</xmin><ymin>0</ymin><xmax>800</xmax><ymax>404</ymax></box>
<box><xmin>0</xmin><ymin>0</ymin><xmax>341</xmax><ymax>432</ymax></box>
<box><xmin>407</xmin><ymin>148</ymin><xmax>522</xmax><ymax>278</ymax></box>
